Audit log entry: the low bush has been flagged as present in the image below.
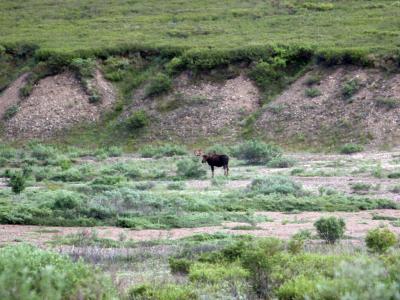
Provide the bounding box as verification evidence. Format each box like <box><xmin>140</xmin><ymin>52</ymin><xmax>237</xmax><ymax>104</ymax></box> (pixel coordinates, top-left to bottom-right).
<box><xmin>267</xmin><ymin>156</ymin><xmax>296</xmax><ymax>168</ymax></box>
<box><xmin>341</xmin><ymin>78</ymin><xmax>361</xmax><ymax>99</ymax></box>
<box><xmin>169</xmin><ymin>258</ymin><xmax>192</xmax><ymax>274</ymax></box>
<box><xmin>388</xmin><ymin>171</ymin><xmax>400</xmax><ymax>179</ymax></box>
<box><xmin>144</xmin><ymin>73</ymin><xmax>172</xmax><ymax>97</ymax></box>
<box><xmin>339</xmin><ymin>143</ymin><xmax>363</xmax><ymax>154</ymax></box>
<box><xmin>304</xmin><ymin>74</ymin><xmax>322</xmax><ymax>86</ymax></box>
<box><xmin>305</xmin><ymin>87</ymin><xmax>322</xmax><ymax>98</ymax></box>
<box><xmin>365</xmin><ymin>227</ymin><xmax>397</xmax><ymax>253</ymax></box>
<box><xmin>314</xmin><ymin>216</ymin><xmax>345</xmax><ymax>244</ymax></box>
<box><xmin>232</xmin><ymin>140</ymin><xmax>282</xmax><ymax>164</ymax></box>
<box><xmin>128</xmin><ymin>284</ymin><xmax>197</xmax><ymax>300</ymax></box>
<box><xmin>351</xmin><ymin>182</ymin><xmax>372</xmax><ymax>193</ymax></box>
<box><xmin>189</xmin><ymin>262</ymin><xmax>249</xmax><ymax>283</ymax></box>
<box><xmin>248</xmin><ymin>176</ymin><xmax>304</xmax><ymax>196</ymax></box>
<box><xmin>70</xmin><ymin>57</ymin><xmax>96</xmax><ymax>78</ymax></box>
<box><xmin>313</xmin><ymin>258</ymin><xmax>399</xmax><ymax>300</ymax></box>
<box><xmin>176</xmin><ymin>158</ymin><xmax>207</xmax><ymax>178</ymax></box>
<box><xmin>0</xmin><ymin>244</ymin><xmax>115</xmax><ymax>300</ymax></box>
<box><xmin>8</xmin><ymin>171</ymin><xmax>26</xmax><ymax>194</ymax></box>
<box><xmin>3</xmin><ymin>105</ymin><xmax>19</xmax><ymax>120</ymax></box>
<box><xmin>126</xmin><ymin>110</ymin><xmax>150</xmax><ymax>130</ymax></box>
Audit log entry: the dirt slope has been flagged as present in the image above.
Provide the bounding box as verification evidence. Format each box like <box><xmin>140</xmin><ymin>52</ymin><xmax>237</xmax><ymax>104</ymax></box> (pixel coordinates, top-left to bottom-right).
<box><xmin>0</xmin><ymin>73</ymin><xmax>28</xmax><ymax>119</ymax></box>
<box><xmin>255</xmin><ymin>66</ymin><xmax>400</xmax><ymax>148</ymax></box>
<box><xmin>5</xmin><ymin>70</ymin><xmax>116</xmax><ymax>139</ymax></box>
<box><xmin>128</xmin><ymin>73</ymin><xmax>260</xmax><ymax>143</ymax></box>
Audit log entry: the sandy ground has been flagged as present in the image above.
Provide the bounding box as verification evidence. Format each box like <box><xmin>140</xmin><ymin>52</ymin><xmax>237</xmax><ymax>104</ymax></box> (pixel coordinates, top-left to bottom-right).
<box><xmin>1</xmin><ymin>209</ymin><xmax>399</xmax><ymax>247</ymax></box>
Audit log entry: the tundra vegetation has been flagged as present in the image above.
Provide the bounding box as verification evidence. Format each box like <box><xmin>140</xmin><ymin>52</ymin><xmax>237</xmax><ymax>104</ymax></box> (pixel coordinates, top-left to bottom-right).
<box><xmin>0</xmin><ymin>143</ymin><xmax>399</xmax><ymax>299</ymax></box>
<box><xmin>1</xmin><ymin>0</ymin><xmax>400</xmax><ymax>299</ymax></box>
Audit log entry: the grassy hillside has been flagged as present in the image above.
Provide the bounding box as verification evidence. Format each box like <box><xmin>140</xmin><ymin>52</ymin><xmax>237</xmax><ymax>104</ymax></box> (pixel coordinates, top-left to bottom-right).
<box><xmin>1</xmin><ymin>0</ymin><xmax>399</xmax><ymax>54</ymax></box>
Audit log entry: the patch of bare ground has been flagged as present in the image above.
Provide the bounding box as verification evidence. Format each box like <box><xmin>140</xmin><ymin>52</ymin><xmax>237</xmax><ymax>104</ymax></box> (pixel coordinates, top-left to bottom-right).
<box><xmin>5</xmin><ymin>69</ymin><xmax>116</xmax><ymax>139</ymax></box>
<box><xmin>0</xmin><ymin>73</ymin><xmax>28</xmax><ymax>119</ymax></box>
<box><xmin>1</xmin><ymin>210</ymin><xmax>399</xmax><ymax>247</ymax></box>
<box><xmin>255</xmin><ymin>66</ymin><xmax>400</xmax><ymax>147</ymax></box>
<box><xmin>128</xmin><ymin>73</ymin><xmax>260</xmax><ymax>142</ymax></box>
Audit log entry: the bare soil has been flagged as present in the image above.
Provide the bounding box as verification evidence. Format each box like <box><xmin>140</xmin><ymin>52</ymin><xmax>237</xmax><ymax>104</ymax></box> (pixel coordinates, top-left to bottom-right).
<box><xmin>0</xmin><ymin>73</ymin><xmax>28</xmax><ymax>119</ymax></box>
<box><xmin>1</xmin><ymin>209</ymin><xmax>399</xmax><ymax>247</ymax></box>
<box><xmin>129</xmin><ymin>73</ymin><xmax>260</xmax><ymax>143</ymax></box>
<box><xmin>255</xmin><ymin>66</ymin><xmax>400</xmax><ymax>147</ymax></box>
<box><xmin>5</xmin><ymin>70</ymin><xmax>116</xmax><ymax>139</ymax></box>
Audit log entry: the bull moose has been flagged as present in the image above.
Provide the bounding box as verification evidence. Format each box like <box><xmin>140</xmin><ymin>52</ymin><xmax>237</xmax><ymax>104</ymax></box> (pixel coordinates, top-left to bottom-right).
<box><xmin>194</xmin><ymin>149</ymin><xmax>229</xmax><ymax>177</ymax></box>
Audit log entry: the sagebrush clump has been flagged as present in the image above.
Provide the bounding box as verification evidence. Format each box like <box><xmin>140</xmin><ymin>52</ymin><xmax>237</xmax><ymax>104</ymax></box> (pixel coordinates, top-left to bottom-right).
<box><xmin>365</xmin><ymin>227</ymin><xmax>397</xmax><ymax>253</ymax></box>
<box><xmin>314</xmin><ymin>216</ymin><xmax>346</xmax><ymax>244</ymax></box>
<box><xmin>233</xmin><ymin>140</ymin><xmax>282</xmax><ymax>164</ymax></box>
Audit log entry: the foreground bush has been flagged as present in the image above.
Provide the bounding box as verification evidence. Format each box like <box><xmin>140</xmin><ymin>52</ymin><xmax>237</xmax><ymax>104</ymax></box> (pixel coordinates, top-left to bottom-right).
<box><xmin>314</xmin><ymin>216</ymin><xmax>345</xmax><ymax>244</ymax></box>
<box><xmin>232</xmin><ymin>140</ymin><xmax>282</xmax><ymax>164</ymax></box>
<box><xmin>365</xmin><ymin>227</ymin><xmax>398</xmax><ymax>253</ymax></box>
<box><xmin>0</xmin><ymin>244</ymin><xmax>115</xmax><ymax>300</ymax></box>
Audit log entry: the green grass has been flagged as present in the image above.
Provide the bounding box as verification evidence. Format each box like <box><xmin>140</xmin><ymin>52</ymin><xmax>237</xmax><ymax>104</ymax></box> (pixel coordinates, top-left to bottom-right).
<box><xmin>1</xmin><ymin>0</ymin><xmax>399</xmax><ymax>56</ymax></box>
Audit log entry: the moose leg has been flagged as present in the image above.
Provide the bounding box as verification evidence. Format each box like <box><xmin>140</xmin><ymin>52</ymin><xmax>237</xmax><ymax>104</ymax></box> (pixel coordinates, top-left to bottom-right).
<box><xmin>226</xmin><ymin>165</ymin><xmax>229</xmax><ymax>176</ymax></box>
<box><xmin>211</xmin><ymin>166</ymin><xmax>214</xmax><ymax>178</ymax></box>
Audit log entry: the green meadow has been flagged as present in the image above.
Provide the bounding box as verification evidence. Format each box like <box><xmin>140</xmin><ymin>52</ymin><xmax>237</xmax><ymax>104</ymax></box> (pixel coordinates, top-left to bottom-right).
<box><xmin>1</xmin><ymin>0</ymin><xmax>399</xmax><ymax>54</ymax></box>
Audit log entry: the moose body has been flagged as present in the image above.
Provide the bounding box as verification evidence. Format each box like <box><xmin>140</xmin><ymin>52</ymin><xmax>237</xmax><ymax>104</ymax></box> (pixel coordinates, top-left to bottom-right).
<box><xmin>201</xmin><ymin>153</ymin><xmax>229</xmax><ymax>177</ymax></box>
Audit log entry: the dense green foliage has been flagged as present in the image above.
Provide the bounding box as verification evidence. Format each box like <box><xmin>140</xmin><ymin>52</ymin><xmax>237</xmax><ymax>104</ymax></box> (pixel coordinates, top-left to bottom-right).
<box><xmin>0</xmin><ymin>244</ymin><xmax>115</xmax><ymax>300</ymax></box>
<box><xmin>365</xmin><ymin>227</ymin><xmax>398</xmax><ymax>253</ymax></box>
<box><xmin>314</xmin><ymin>216</ymin><xmax>346</xmax><ymax>244</ymax></box>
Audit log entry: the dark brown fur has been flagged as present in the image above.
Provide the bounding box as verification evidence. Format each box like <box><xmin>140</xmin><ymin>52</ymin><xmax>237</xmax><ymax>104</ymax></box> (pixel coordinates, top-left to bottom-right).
<box><xmin>201</xmin><ymin>153</ymin><xmax>229</xmax><ymax>177</ymax></box>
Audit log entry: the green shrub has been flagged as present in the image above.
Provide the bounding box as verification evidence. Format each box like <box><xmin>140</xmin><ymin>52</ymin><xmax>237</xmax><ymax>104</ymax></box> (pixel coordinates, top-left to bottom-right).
<box><xmin>248</xmin><ymin>176</ymin><xmax>304</xmax><ymax>196</ymax></box>
<box><xmin>128</xmin><ymin>284</ymin><xmax>197</xmax><ymax>300</ymax></box>
<box><xmin>8</xmin><ymin>172</ymin><xmax>26</xmax><ymax>194</ymax></box>
<box><xmin>341</xmin><ymin>78</ymin><xmax>361</xmax><ymax>99</ymax></box>
<box><xmin>287</xmin><ymin>238</ymin><xmax>304</xmax><ymax>254</ymax></box>
<box><xmin>176</xmin><ymin>157</ymin><xmax>206</xmax><ymax>178</ymax></box>
<box><xmin>388</xmin><ymin>171</ymin><xmax>400</xmax><ymax>179</ymax></box>
<box><xmin>189</xmin><ymin>262</ymin><xmax>249</xmax><ymax>283</ymax></box>
<box><xmin>126</xmin><ymin>110</ymin><xmax>150</xmax><ymax>129</ymax></box>
<box><xmin>29</xmin><ymin>144</ymin><xmax>55</xmax><ymax>161</ymax></box>
<box><xmin>314</xmin><ymin>217</ymin><xmax>345</xmax><ymax>244</ymax></box>
<box><xmin>52</xmin><ymin>190</ymin><xmax>82</xmax><ymax>210</ymax></box>
<box><xmin>351</xmin><ymin>182</ymin><xmax>372</xmax><ymax>192</ymax></box>
<box><xmin>267</xmin><ymin>156</ymin><xmax>296</xmax><ymax>168</ymax></box>
<box><xmin>70</xmin><ymin>57</ymin><xmax>96</xmax><ymax>78</ymax></box>
<box><xmin>144</xmin><ymin>73</ymin><xmax>172</xmax><ymax>97</ymax></box>
<box><xmin>304</xmin><ymin>74</ymin><xmax>322</xmax><ymax>86</ymax></box>
<box><xmin>313</xmin><ymin>258</ymin><xmax>399</xmax><ymax>300</ymax></box>
<box><xmin>0</xmin><ymin>244</ymin><xmax>115</xmax><ymax>300</ymax></box>
<box><xmin>169</xmin><ymin>258</ymin><xmax>192</xmax><ymax>274</ymax></box>
<box><xmin>166</xmin><ymin>57</ymin><xmax>185</xmax><ymax>75</ymax></box>
<box><xmin>305</xmin><ymin>87</ymin><xmax>322</xmax><ymax>98</ymax></box>
<box><xmin>365</xmin><ymin>227</ymin><xmax>398</xmax><ymax>253</ymax></box>
<box><xmin>339</xmin><ymin>143</ymin><xmax>363</xmax><ymax>154</ymax></box>
<box><xmin>205</xmin><ymin>144</ymin><xmax>231</xmax><ymax>155</ymax></box>
<box><xmin>232</xmin><ymin>140</ymin><xmax>282</xmax><ymax>164</ymax></box>
<box><xmin>3</xmin><ymin>105</ymin><xmax>19</xmax><ymax>120</ymax></box>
